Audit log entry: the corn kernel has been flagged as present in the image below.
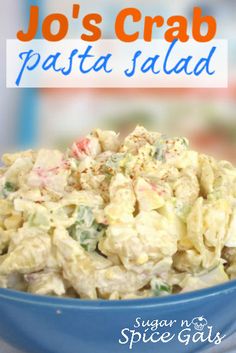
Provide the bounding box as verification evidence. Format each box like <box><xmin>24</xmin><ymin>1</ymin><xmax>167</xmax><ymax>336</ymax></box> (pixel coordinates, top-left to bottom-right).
<box><xmin>136</xmin><ymin>253</ymin><xmax>149</xmax><ymax>265</ymax></box>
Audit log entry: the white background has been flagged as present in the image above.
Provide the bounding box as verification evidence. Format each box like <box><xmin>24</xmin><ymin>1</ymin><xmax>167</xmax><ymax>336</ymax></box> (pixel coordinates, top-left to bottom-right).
<box><xmin>7</xmin><ymin>40</ymin><xmax>228</xmax><ymax>88</ymax></box>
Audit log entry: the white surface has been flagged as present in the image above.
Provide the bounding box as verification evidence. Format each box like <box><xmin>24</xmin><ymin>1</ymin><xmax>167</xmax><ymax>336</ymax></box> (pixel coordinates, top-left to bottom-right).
<box><xmin>1</xmin><ymin>335</ymin><xmax>235</xmax><ymax>353</ymax></box>
<box><xmin>7</xmin><ymin>39</ymin><xmax>228</xmax><ymax>88</ymax></box>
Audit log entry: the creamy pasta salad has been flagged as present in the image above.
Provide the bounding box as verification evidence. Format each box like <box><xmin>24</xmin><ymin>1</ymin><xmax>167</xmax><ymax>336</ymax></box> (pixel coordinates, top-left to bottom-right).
<box><xmin>0</xmin><ymin>126</ymin><xmax>236</xmax><ymax>300</ymax></box>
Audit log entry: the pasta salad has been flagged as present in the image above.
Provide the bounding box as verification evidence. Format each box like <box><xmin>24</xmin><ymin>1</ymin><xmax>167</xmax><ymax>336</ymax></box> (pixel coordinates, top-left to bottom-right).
<box><xmin>0</xmin><ymin>126</ymin><xmax>235</xmax><ymax>300</ymax></box>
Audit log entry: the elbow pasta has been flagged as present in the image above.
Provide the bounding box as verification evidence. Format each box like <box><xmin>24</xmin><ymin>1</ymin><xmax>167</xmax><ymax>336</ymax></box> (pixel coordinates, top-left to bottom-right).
<box><xmin>0</xmin><ymin>126</ymin><xmax>235</xmax><ymax>299</ymax></box>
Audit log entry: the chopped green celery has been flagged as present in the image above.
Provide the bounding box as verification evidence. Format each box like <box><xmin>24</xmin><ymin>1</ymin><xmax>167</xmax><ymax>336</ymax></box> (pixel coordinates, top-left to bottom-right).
<box><xmin>153</xmin><ymin>136</ymin><xmax>169</xmax><ymax>162</ymax></box>
<box><xmin>153</xmin><ymin>136</ymin><xmax>189</xmax><ymax>162</ymax></box>
<box><xmin>153</xmin><ymin>143</ymin><xmax>165</xmax><ymax>162</ymax></box>
<box><xmin>104</xmin><ymin>153</ymin><xmax>126</xmax><ymax>174</ymax></box>
<box><xmin>2</xmin><ymin>182</ymin><xmax>17</xmax><ymax>198</ymax></box>
<box><xmin>151</xmin><ymin>278</ymin><xmax>172</xmax><ymax>297</ymax></box>
<box><xmin>68</xmin><ymin>206</ymin><xmax>107</xmax><ymax>252</ymax></box>
<box><xmin>173</xmin><ymin>199</ymin><xmax>191</xmax><ymax>221</ymax></box>
<box><xmin>29</xmin><ymin>211</ymin><xmax>50</xmax><ymax>229</ymax></box>
<box><xmin>76</xmin><ymin>205</ymin><xmax>94</xmax><ymax>227</ymax></box>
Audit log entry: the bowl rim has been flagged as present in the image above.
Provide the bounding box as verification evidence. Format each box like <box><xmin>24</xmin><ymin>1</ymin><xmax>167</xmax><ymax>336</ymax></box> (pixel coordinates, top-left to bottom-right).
<box><xmin>0</xmin><ymin>279</ymin><xmax>236</xmax><ymax>309</ymax></box>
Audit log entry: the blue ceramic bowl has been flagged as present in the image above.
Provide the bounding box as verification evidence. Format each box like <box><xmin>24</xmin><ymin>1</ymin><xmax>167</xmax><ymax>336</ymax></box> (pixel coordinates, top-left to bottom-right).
<box><xmin>0</xmin><ymin>280</ymin><xmax>236</xmax><ymax>353</ymax></box>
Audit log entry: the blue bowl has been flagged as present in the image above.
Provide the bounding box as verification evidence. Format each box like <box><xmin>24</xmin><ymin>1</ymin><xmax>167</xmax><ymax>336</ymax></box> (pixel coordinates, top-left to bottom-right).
<box><xmin>0</xmin><ymin>280</ymin><xmax>236</xmax><ymax>353</ymax></box>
